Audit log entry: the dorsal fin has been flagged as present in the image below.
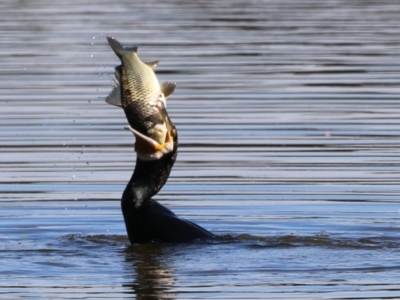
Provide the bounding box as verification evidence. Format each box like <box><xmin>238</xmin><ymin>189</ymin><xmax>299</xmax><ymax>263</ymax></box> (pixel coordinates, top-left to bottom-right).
<box><xmin>145</xmin><ymin>60</ymin><xmax>159</xmax><ymax>69</ymax></box>
<box><xmin>160</xmin><ymin>82</ymin><xmax>177</xmax><ymax>99</ymax></box>
<box><xmin>105</xmin><ymin>66</ymin><xmax>122</xmax><ymax>107</ymax></box>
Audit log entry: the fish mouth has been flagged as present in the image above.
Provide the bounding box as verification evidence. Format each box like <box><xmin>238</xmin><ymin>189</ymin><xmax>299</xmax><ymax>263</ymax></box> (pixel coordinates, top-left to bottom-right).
<box><xmin>124</xmin><ymin>125</ymin><xmax>175</xmax><ymax>161</ymax></box>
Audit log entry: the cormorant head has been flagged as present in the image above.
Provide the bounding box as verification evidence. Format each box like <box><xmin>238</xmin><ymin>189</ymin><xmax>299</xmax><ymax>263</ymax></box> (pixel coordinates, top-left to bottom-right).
<box><xmin>124</xmin><ymin>118</ymin><xmax>177</xmax><ymax>161</ymax></box>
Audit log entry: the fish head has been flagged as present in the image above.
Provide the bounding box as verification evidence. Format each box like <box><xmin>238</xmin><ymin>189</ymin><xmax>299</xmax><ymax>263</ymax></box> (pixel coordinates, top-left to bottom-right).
<box><xmin>124</xmin><ymin>121</ymin><xmax>177</xmax><ymax>161</ymax></box>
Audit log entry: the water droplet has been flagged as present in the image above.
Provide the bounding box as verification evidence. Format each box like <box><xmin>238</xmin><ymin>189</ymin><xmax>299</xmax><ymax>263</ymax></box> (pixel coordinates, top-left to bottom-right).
<box><xmin>317</xmin><ymin>231</ymin><xmax>330</xmax><ymax>237</ymax></box>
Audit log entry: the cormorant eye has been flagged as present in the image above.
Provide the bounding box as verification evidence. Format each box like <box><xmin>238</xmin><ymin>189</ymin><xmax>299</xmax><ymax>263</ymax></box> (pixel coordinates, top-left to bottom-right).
<box><xmin>171</xmin><ymin>127</ymin><xmax>177</xmax><ymax>137</ymax></box>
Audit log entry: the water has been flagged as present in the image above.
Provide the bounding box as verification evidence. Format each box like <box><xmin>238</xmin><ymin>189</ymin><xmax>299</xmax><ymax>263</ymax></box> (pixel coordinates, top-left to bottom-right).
<box><xmin>1</xmin><ymin>0</ymin><xmax>400</xmax><ymax>298</ymax></box>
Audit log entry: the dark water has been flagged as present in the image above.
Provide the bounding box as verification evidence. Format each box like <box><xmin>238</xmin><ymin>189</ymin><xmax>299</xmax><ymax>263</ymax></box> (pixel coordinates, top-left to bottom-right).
<box><xmin>1</xmin><ymin>0</ymin><xmax>400</xmax><ymax>298</ymax></box>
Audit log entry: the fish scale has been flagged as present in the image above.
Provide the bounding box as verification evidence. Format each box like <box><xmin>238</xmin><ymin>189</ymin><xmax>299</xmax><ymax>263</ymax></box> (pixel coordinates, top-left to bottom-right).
<box><xmin>105</xmin><ymin>36</ymin><xmax>178</xmax><ymax>160</ymax></box>
<box><xmin>105</xmin><ymin>36</ymin><xmax>176</xmax><ymax>143</ymax></box>
<box><xmin>112</xmin><ymin>44</ymin><xmax>161</xmax><ymax>134</ymax></box>
<box><xmin>120</xmin><ymin>64</ymin><xmax>160</xmax><ymax>134</ymax></box>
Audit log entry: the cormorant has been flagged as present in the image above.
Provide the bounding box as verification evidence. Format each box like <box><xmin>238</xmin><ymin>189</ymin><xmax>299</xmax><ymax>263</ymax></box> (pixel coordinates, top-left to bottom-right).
<box><xmin>121</xmin><ymin>124</ymin><xmax>216</xmax><ymax>244</ymax></box>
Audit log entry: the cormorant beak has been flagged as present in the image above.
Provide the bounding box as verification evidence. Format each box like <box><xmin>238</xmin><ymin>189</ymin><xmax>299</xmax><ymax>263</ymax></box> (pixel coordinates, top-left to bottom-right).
<box><xmin>124</xmin><ymin>125</ymin><xmax>174</xmax><ymax>161</ymax></box>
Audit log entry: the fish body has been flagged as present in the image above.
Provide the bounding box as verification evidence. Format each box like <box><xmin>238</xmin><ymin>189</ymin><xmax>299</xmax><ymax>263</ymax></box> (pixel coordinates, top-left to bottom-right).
<box><xmin>124</xmin><ymin>92</ymin><xmax>177</xmax><ymax>161</ymax></box>
<box><xmin>106</xmin><ymin>37</ymin><xmax>176</xmax><ymax>145</ymax></box>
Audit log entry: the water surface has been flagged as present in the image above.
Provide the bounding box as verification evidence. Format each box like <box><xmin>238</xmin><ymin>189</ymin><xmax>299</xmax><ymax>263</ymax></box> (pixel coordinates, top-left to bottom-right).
<box><xmin>1</xmin><ymin>0</ymin><xmax>400</xmax><ymax>299</ymax></box>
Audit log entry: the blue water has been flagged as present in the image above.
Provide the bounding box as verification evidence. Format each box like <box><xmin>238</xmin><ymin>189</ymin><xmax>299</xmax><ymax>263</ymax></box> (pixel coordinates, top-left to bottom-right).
<box><xmin>1</xmin><ymin>0</ymin><xmax>400</xmax><ymax>298</ymax></box>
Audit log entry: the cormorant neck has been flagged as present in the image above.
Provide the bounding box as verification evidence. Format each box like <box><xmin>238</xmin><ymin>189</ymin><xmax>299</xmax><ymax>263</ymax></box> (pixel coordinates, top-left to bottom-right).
<box><xmin>122</xmin><ymin>146</ymin><xmax>177</xmax><ymax>209</ymax></box>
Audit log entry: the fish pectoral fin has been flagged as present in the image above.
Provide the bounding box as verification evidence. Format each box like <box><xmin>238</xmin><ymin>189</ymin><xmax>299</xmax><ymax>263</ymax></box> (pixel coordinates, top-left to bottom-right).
<box><xmin>105</xmin><ymin>66</ymin><xmax>122</xmax><ymax>107</ymax></box>
<box><xmin>145</xmin><ymin>60</ymin><xmax>159</xmax><ymax>69</ymax></box>
<box><xmin>160</xmin><ymin>82</ymin><xmax>177</xmax><ymax>99</ymax></box>
<box><xmin>105</xmin><ymin>84</ymin><xmax>122</xmax><ymax>107</ymax></box>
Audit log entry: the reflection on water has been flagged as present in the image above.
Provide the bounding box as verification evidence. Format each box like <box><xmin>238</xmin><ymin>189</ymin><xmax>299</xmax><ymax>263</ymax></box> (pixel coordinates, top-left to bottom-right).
<box><xmin>4</xmin><ymin>232</ymin><xmax>400</xmax><ymax>298</ymax></box>
<box><xmin>123</xmin><ymin>244</ymin><xmax>177</xmax><ymax>299</ymax></box>
<box><xmin>1</xmin><ymin>0</ymin><xmax>400</xmax><ymax>299</ymax></box>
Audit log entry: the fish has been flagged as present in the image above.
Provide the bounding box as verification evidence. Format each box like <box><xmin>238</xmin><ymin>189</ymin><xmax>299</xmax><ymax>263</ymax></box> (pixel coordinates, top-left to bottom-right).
<box><xmin>123</xmin><ymin>93</ymin><xmax>177</xmax><ymax>161</ymax></box>
<box><xmin>105</xmin><ymin>36</ymin><xmax>177</xmax><ymax>146</ymax></box>
<box><xmin>124</xmin><ymin>112</ymin><xmax>177</xmax><ymax>161</ymax></box>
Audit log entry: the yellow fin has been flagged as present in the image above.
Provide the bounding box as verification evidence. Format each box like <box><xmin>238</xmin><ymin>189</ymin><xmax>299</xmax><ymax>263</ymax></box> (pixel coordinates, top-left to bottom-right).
<box><xmin>160</xmin><ymin>82</ymin><xmax>177</xmax><ymax>99</ymax></box>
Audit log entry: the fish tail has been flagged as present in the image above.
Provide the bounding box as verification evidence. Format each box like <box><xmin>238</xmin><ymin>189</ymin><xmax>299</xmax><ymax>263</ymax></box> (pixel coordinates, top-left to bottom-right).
<box><xmin>107</xmin><ymin>36</ymin><xmax>137</xmax><ymax>58</ymax></box>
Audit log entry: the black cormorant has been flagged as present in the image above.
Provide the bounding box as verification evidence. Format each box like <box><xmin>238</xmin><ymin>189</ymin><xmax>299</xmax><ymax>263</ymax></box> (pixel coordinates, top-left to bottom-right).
<box><xmin>121</xmin><ymin>124</ymin><xmax>216</xmax><ymax>244</ymax></box>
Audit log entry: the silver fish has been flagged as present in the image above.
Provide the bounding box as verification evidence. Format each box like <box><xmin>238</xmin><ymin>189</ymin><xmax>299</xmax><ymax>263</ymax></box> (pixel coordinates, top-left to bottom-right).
<box><xmin>106</xmin><ymin>36</ymin><xmax>176</xmax><ymax>145</ymax></box>
<box><xmin>123</xmin><ymin>92</ymin><xmax>177</xmax><ymax>161</ymax></box>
